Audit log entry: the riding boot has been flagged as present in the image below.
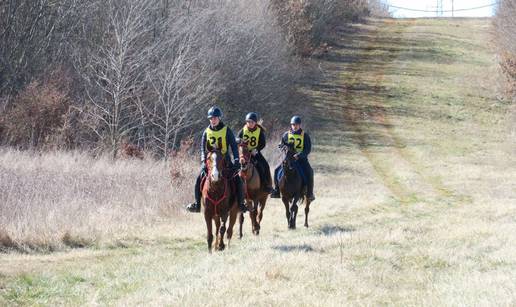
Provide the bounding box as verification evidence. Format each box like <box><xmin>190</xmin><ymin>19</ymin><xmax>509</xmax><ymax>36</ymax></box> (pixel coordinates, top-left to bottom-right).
<box><xmin>235</xmin><ymin>176</ymin><xmax>248</xmax><ymax>212</ymax></box>
<box><xmin>270</xmin><ymin>165</ymin><xmax>281</xmax><ymax>198</ymax></box>
<box><xmin>257</xmin><ymin>154</ymin><xmax>273</xmax><ymax>193</ymax></box>
<box><xmin>255</xmin><ymin>158</ymin><xmax>272</xmax><ymax>193</ymax></box>
<box><xmin>186</xmin><ymin>174</ymin><xmax>202</xmax><ymax>212</ymax></box>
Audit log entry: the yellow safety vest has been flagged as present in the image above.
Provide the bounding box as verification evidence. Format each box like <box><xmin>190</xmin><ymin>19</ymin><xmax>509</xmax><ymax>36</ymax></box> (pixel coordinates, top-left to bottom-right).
<box><xmin>242</xmin><ymin>126</ymin><xmax>261</xmax><ymax>150</ymax></box>
<box><xmin>205</xmin><ymin>126</ymin><xmax>228</xmax><ymax>155</ymax></box>
<box><xmin>288</xmin><ymin>131</ymin><xmax>304</xmax><ymax>153</ymax></box>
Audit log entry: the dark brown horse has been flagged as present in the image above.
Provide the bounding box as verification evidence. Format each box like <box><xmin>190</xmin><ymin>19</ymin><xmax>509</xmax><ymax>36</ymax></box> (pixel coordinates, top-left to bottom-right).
<box><xmin>279</xmin><ymin>144</ymin><xmax>312</xmax><ymax>229</ymax></box>
<box><xmin>238</xmin><ymin>141</ymin><xmax>269</xmax><ymax>237</ymax></box>
<box><xmin>202</xmin><ymin>149</ymin><xmax>239</xmax><ymax>252</ymax></box>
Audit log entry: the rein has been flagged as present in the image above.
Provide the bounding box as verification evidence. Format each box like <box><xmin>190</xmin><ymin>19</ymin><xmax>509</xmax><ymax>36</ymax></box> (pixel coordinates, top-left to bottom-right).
<box><xmin>238</xmin><ymin>146</ymin><xmax>255</xmax><ymax>200</ymax></box>
<box><xmin>204</xmin><ymin>155</ymin><xmax>229</xmax><ymax>216</ymax></box>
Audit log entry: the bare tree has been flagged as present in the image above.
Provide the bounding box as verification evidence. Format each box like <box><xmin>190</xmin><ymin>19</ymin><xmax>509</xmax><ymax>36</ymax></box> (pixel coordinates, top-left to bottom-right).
<box><xmin>77</xmin><ymin>0</ymin><xmax>156</xmax><ymax>157</ymax></box>
<box><xmin>146</xmin><ymin>31</ymin><xmax>217</xmax><ymax>158</ymax></box>
<box><xmin>0</xmin><ymin>0</ymin><xmax>83</xmax><ymax>107</ymax></box>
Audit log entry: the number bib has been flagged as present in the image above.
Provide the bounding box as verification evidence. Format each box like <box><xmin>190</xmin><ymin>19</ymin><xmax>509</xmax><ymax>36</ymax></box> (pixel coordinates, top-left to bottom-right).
<box><xmin>288</xmin><ymin>131</ymin><xmax>304</xmax><ymax>153</ymax></box>
<box><xmin>205</xmin><ymin>126</ymin><xmax>228</xmax><ymax>155</ymax></box>
<box><xmin>242</xmin><ymin>126</ymin><xmax>261</xmax><ymax>150</ymax></box>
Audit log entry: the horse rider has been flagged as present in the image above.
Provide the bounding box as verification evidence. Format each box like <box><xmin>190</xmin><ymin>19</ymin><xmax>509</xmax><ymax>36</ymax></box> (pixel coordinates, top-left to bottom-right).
<box><xmin>270</xmin><ymin>115</ymin><xmax>315</xmax><ymax>201</ymax></box>
<box><xmin>237</xmin><ymin>112</ymin><xmax>273</xmax><ymax>193</ymax></box>
<box><xmin>186</xmin><ymin>106</ymin><xmax>247</xmax><ymax>213</ymax></box>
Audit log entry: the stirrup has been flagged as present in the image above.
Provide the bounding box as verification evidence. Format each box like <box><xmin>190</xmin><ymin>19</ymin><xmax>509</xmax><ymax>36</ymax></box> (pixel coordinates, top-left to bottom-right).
<box><xmin>239</xmin><ymin>203</ymin><xmax>248</xmax><ymax>213</ymax></box>
<box><xmin>186</xmin><ymin>202</ymin><xmax>201</xmax><ymax>213</ymax></box>
<box><xmin>270</xmin><ymin>189</ymin><xmax>280</xmax><ymax>198</ymax></box>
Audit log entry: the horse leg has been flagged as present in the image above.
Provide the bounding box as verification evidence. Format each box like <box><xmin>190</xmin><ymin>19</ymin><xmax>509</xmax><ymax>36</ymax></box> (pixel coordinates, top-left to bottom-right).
<box><xmin>218</xmin><ymin>215</ymin><xmax>227</xmax><ymax>251</ymax></box>
<box><xmin>289</xmin><ymin>198</ymin><xmax>299</xmax><ymax>230</ymax></box>
<box><xmin>227</xmin><ymin>205</ymin><xmax>238</xmax><ymax>248</ymax></box>
<box><xmin>239</xmin><ymin>211</ymin><xmax>244</xmax><ymax>239</ymax></box>
<box><xmin>258</xmin><ymin>196</ymin><xmax>267</xmax><ymax>224</ymax></box>
<box><xmin>304</xmin><ymin>199</ymin><xmax>311</xmax><ymax>228</ymax></box>
<box><xmin>204</xmin><ymin>210</ymin><xmax>213</xmax><ymax>253</ymax></box>
<box><xmin>282</xmin><ymin>196</ymin><xmax>290</xmax><ymax>228</ymax></box>
<box><xmin>214</xmin><ymin>217</ymin><xmax>221</xmax><ymax>251</ymax></box>
<box><xmin>252</xmin><ymin>199</ymin><xmax>260</xmax><ymax>235</ymax></box>
<box><xmin>250</xmin><ymin>200</ymin><xmax>258</xmax><ymax>235</ymax></box>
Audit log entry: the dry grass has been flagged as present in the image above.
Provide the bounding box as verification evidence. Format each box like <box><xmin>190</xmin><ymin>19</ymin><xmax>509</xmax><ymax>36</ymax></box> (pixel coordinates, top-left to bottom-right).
<box><xmin>0</xmin><ymin>149</ymin><xmax>195</xmax><ymax>252</ymax></box>
<box><xmin>1</xmin><ymin>18</ymin><xmax>516</xmax><ymax>306</ymax></box>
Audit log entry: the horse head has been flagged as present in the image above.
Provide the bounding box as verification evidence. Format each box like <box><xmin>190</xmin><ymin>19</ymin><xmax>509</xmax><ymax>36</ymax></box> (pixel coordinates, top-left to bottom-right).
<box><xmin>237</xmin><ymin>138</ymin><xmax>252</xmax><ymax>171</ymax></box>
<box><xmin>280</xmin><ymin>143</ymin><xmax>297</xmax><ymax>171</ymax></box>
<box><xmin>206</xmin><ymin>148</ymin><xmax>224</xmax><ymax>183</ymax></box>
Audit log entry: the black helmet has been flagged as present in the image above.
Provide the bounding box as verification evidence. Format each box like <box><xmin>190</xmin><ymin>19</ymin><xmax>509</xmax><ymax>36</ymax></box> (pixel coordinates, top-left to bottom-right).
<box><xmin>290</xmin><ymin>115</ymin><xmax>302</xmax><ymax>125</ymax></box>
<box><xmin>207</xmin><ymin>106</ymin><xmax>223</xmax><ymax>119</ymax></box>
<box><xmin>245</xmin><ymin>112</ymin><xmax>258</xmax><ymax>122</ymax></box>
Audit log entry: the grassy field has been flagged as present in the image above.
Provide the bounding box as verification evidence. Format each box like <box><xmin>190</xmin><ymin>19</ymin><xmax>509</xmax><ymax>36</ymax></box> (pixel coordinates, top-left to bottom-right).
<box><xmin>1</xmin><ymin>18</ymin><xmax>515</xmax><ymax>306</ymax></box>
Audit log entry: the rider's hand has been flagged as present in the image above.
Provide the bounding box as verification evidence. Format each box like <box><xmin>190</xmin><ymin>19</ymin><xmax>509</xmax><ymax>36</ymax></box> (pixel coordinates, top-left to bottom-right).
<box><xmin>251</xmin><ymin>149</ymin><xmax>258</xmax><ymax>156</ymax></box>
<box><xmin>294</xmin><ymin>153</ymin><xmax>300</xmax><ymax>160</ymax></box>
<box><xmin>234</xmin><ymin>161</ymin><xmax>241</xmax><ymax>170</ymax></box>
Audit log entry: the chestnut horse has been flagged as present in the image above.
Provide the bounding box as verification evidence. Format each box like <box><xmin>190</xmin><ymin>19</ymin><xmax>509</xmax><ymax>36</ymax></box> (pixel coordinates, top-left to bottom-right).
<box><xmin>202</xmin><ymin>149</ymin><xmax>239</xmax><ymax>252</ymax></box>
<box><xmin>238</xmin><ymin>141</ymin><xmax>269</xmax><ymax>237</ymax></box>
<box><xmin>279</xmin><ymin>143</ymin><xmax>312</xmax><ymax>229</ymax></box>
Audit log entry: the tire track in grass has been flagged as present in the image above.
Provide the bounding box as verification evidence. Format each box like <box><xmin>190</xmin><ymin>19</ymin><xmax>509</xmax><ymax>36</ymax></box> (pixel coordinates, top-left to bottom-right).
<box><xmin>335</xmin><ymin>19</ymin><xmax>462</xmax><ymax>205</ymax></box>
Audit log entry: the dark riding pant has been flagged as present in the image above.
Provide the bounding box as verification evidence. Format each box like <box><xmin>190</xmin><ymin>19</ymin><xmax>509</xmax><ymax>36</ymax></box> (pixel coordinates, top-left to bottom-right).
<box><xmin>253</xmin><ymin>152</ymin><xmax>272</xmax><ymax>189</ymax></box>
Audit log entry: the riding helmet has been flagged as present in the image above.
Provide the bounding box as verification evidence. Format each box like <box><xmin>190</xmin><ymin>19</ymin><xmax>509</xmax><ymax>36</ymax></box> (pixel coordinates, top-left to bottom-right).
<box><xmin>245</xmin><ymin>112</ymin><xmax>258</xmax><ymax>122</ymax></box>
<box><xmin>290</xmin><ymin>115</ymin><xmax>302</xmax><ymax>125</ymax></box>
<box><xmin>207</xmin><ymin>106</ymin><xmax>223</xmax><ymax>119</ymax></box>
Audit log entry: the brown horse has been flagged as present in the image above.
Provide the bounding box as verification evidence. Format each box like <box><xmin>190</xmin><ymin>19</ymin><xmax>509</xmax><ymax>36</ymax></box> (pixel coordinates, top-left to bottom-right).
<box><xmin>202</xmin><ymin>149</ymin><xmax>239</xmax><ymax>252</ymax></box>
<box><xmin>238</xmin><ymin>141</ymin><xmax>269</xmax><ymax>237</ymax></box>
<box><xmin>279</xmin><ymin>144</ymin><xmax>311</xmax><ymax>229</ymax></box>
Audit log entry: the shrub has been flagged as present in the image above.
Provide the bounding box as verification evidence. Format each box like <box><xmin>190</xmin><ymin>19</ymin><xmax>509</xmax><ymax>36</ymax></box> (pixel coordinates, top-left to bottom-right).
<box><xmin>494</xmin><ymin>0</ymin><xmax>516</xmax><ymax>99</ymax></box>
<box><xmin>0</xmin><ymin>69</ymin><xmax>72</xmax><ymax>149</ymax></box>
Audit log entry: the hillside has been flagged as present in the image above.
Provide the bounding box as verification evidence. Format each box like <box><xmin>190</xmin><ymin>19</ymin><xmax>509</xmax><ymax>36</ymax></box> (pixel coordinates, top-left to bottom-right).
<box><xmin>1</xmin><ymin>18</ymin><xmax>515</xmax><ymax>306</ymax></box>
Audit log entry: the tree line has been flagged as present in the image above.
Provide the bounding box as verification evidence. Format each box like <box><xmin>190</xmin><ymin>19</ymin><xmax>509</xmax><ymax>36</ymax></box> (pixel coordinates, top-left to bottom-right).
<box><xmin>0</xmin><ymin>0</ymin><xmax>389</xmax><ymax>157</ymax></box>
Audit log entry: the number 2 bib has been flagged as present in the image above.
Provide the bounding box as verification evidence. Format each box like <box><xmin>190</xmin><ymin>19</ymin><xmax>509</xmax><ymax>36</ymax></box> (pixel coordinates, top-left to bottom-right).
<box><xmin>288</xmin><ymin>131</ymin><xmax>304</xmax><ymax>153</ymax></box>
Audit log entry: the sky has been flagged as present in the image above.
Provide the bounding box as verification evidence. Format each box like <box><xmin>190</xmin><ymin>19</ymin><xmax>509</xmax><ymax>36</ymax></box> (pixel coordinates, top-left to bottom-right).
<box><xmin>385</xmin><ymin>0</ymin><xmax>497</xmax><ymax>18</ymax></box>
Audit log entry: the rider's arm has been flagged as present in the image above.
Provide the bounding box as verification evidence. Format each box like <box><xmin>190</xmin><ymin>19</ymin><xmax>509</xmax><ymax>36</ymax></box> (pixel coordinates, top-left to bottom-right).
<box><xmin>257</xmin><ymin>128</ymin><xmax>266</xmax><ymax>152</ymax></box>
<box><xmin>280</xmin><ymin>132</ymin><xmax>289</xmax><ymax>146</ymax></box>
<box><xmin>227</xmin><ymin>128</ymin><xmax>239</xmax><ymax>163</ymax></box>
<box><xmin>298</xmin><ymin>132</ymin><xmax>312</xmax><ymax>159</ymax></box>
<box><xmin>200</xmin><ymin>130</ymin><xmax>207</xmax><ymax>163</ymax></box>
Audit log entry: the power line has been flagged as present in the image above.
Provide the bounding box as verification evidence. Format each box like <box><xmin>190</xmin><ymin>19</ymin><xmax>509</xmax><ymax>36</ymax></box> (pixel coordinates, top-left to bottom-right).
<box><xmin>388</xmin><ymin>2</ymin><xmax>498</xmax><ymax>13</ymax></box>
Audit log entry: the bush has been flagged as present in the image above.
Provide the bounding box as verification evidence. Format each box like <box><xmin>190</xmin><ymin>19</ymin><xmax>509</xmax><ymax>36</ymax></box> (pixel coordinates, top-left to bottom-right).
<box><xmin>0</xmin><ymin>69</ymin><xmax>72</xmax><ymax>149</ymax></box>
<box><xmin>494</xmin><ymin>0</ymin><xmax>516</xmax><ymax>99</ymax></box>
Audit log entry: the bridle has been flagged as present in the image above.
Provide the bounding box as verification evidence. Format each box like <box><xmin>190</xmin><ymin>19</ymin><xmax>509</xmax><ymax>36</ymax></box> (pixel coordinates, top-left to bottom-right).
<box><xmin>204</xmin><ymin>150</ymin><xmax>229</xmax><ymax>215</ymax></box>
<box><xmin>280</xmin><ymin>144</ymin><xmax>296</xmax><ymax>171</ymax></box>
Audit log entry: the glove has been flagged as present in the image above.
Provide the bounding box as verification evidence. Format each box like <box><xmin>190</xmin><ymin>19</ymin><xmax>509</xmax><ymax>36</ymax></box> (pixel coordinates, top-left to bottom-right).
<box><xmin>293</xmin><ymin>153</ymin><xmax>300</xmax><ymax>160</ymax></box>
<box><xmin>251</xmin><ymin>149</ymin><xmax>258</xmax><ymax>156</ymax></box>
<box><xmin>234</xmin><ymin>161</ymin><xmax>241</xmax><ymax>170</ymax></box>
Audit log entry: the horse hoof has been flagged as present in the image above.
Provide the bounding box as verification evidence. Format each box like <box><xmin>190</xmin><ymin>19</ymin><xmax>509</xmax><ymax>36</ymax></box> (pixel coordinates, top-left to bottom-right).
<box><xmin>304</xmin><ymin>223</ymin><xmax>309</xmax><ymax>228</ymax></box>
